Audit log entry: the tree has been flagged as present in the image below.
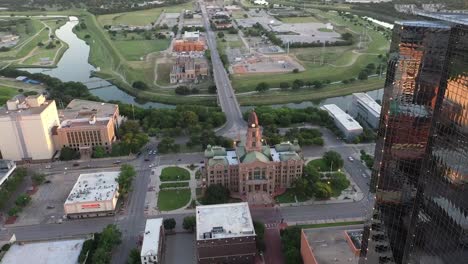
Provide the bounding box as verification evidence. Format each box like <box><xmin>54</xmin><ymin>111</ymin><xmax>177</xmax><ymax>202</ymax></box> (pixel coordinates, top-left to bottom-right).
<box><xmin>183</xmin><ymin>216</ymin><xmax>196</xmax><ymax>232</ymax></box>
<box><xmin>158</xmin><ymin>137</ymin><xmax>179</xmax><ymax>154</ymax></box>
<box><xmin>358</xmin><ymin>70</ymin><xmax>369</xmax><ymax>80</ymax></box>
<box><xmin>292</xmin><ymin>79</ymin><xmax>304</xmax><ymax>90</ymax></box>
<box><xmin>32</xmin><ymin>173</ymin><xmax>46</xmax><ymax>186</ymax></box>
<box><xmin>37</xmin><ymin>42</ymin><xmax>44</xmax><ymax>47</ymax></box>
<box><xmin>256</xmin><ymin>82</ymin><xmax>269</xmax><ymax>92</ymax></box>
<box><xmin>127</xmin><ymin>248</ymin><xmax>142</xmax><ymax>264</ymax></box>
<box><xmin>279</xmin><ymin>82</ymin><xmax>290</xmax><ymax>90</ymax></box>
<box><xmin>217</xmin><ymin>31</ymin><xmax>224</xmax><ymax>38</ymax></box>
<box><xmin>341</xmin><ymin>32</ymin><xmax>353</xmax><ymax>41</ymax></box>
<box><xmin>315</xmin><ymin>182</ymin><xmax>332</xmax><ymax>199</ymax></box>
<box><xmin>253</xmin><ymin>221</ymin><xmax>265</xmax><ymax>251</ymax></box>
<box><xmin>330</xmin><ymin>172</ymin><xmax>350</xmax><ymax>193</ymax></box>
<box><xmin>175</xmin><ymin>86</ymin><xmax>191</xmax><ymax>95</ymax></box>
<box><xmin>163</xmin><ymin>218</ymin><xmax>176</xmax><ymax>231</ymax></box>
<box><xmin>15</xmin><ymin>194</ymin><xmax>31</xmax><ymax>208</ymax></box>
<box><xmin>132</xmin><ymin>81</ymin><xmax>148</xmax><ymax>90</ymax></box>
<box><xmin>322</xmin><ymin>150</ymin><xmax>344</xmax><ymax>170</ymax></box>
<box><xmin>59</xmin><ymin>146</ymin><xmax>79</xmax><ymax>161</ymax></box>
<box><xmin>312</xmin><ymin>80</ymin><xmax>323</xmax><ymax>89</ymax></box>
<box><xmin>208</xmin><ymin>85</ymin><xmax>217</xmax><ymax>94</ymax></box>
<box><xmin>92</xmin><ymin>146</ymin><xmax>107</xmax><ymax>158</ymax></box>
<box><xmin>202</xmin><ymin>184</ymin><xmax>230</xmax><ymax>204</ymax></box>
<box><xmin>117</xmin><ymin>164</ymin><xmax>136</xmax><ymax>196</ymax></box>
<box><xmin>292</xmin><ymin>68</ymin><xmax>299</xmax><ymax>73</ymax></box>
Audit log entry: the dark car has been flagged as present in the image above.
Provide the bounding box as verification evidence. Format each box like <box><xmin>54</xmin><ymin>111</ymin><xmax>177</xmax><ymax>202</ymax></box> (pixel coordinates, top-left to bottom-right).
<box><xmin>73</xmin><ymin>163</ymin><xmax>80</xmax><ymax>167</ymax></box>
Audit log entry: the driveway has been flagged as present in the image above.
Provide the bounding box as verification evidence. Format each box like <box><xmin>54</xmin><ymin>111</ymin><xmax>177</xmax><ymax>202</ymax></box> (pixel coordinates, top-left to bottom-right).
<box><xmin>164</xmin><ymin>233</ymin><xmax>196</xmax><ymax>264</ymax></box>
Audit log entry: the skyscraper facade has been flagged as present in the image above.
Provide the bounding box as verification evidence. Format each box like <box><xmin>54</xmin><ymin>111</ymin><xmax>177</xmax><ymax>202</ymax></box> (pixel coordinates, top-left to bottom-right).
<box><xmin>360</xmin><ymin>18</ymin><xmax>467</xmax><ymax>264</ymax></box>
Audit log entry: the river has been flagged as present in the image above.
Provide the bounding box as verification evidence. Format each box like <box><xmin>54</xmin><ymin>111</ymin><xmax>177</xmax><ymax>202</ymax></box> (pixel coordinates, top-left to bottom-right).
<box><xmin>20</xmin><ymin>16</ymin><xmax>175</xmax><ymax>109</ymax></box>
<box><xmin>21</xmin><ymin>16</ymin><xmax>384</xmax><ymax>111</ymax></box>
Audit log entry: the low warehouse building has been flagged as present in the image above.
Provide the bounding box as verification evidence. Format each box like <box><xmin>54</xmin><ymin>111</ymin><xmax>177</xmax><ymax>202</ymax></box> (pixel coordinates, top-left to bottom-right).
<box><xmin>321</xmin><ymin>104</ymin><xmax>363</xmax><ymax>141</ymax></box>
<box><xmin>350</xmin><ymin>93</ymin><xmax>381</xmax><ymax>129</ymax></box>
<box><xmin>141</xmin><ymin>218</ymin><xmax>165</xmax><ymax>264</ymax></box>
<box><xmin>64</xmin><ymin>171</ymin><xmax>120</xmax><ymax>219</ymax></box>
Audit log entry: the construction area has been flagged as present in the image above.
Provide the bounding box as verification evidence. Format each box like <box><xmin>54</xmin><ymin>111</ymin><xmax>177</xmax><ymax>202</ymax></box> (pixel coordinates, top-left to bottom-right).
<box><xmin>230</xmin><ymin>53</ymin><xmax>304</xmax><ymax>74</ymax></box>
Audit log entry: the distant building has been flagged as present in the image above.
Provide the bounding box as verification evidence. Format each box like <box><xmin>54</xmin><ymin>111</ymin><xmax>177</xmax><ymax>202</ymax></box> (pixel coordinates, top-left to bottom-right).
<box><xmin>0</xmin><ymin>34</ymin><xmax>19</xmax><ymax>43</ymax></box>
<box><xmin>321</xmin><ymin>104</ymin><xmax>363</xmax><ymax>140</ymax></box>
<box><xmin>253</xmin><ymin>0</ymin><xmax>269</xmax><ymax>6</ymax></box>
<box><xmin>350</xmin><ymin>93</ymin><xmax>381</xmax><ymax>129</ymax></box>
<box><xmin>203</xmin><ymin>111</ymin><xmax>304</xmax><ymax>198</ymax></box>
<box><xmin>196</xmin><ymin>203</ymin><xmax>256</xmax><ymax>264</ymax></box>
<box><xmin>170</xmin><ymin>56</ymin><xmax>209</xmax><ymax>84</ymax></box>
<box><xmin>141</xmin><ymin>218</ymin><xmax>165</xmax><ymax>264</ymax></box>
<box><xmin>301</xmin><ymin>227</ymin><xmax>362</xmax><ymax>264</ymax></box>
<box><xmin>344</xmin><ymin>0</ymin><xmax>392</xmax><ymax>3</ymax></box>
<box><xmin>183</xmin><ymin>30</ymin><xmax>200</xmax><ymax>41</ymax></box>
<box><xmin>64</xmin><ymin>171</ymin><xmax>119</xmax><ymax>218</ymax></box>
<box><xmin>173</xmin><ymin>39</ymin><xmax>206</xmax><ymax>52</ymax></box>
<box><xmin>53</xmin><ymin>99</ymin><xmax>120</xmax><ymax>155</ymax></box>
<box><xmin>0</xmin><ymin>159</ymin><xmax>16</xmax><ymax>187</ymax></box>
<box><xmin>0</xmin><ymin>94</ymin><xmax>60</xmax><ymax>161</ymax></box>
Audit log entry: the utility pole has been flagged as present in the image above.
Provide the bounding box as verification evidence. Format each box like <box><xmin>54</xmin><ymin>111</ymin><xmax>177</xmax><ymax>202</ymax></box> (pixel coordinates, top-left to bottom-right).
<box><xmin>320</xmin><ymin>41</ymin><xmax>325</xmax><ymax>65</ymax></box>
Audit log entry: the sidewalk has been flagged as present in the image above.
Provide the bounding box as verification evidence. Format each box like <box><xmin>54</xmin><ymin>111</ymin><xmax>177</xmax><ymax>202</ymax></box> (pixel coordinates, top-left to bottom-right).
<box><xmin>287</xmin><ymin>216</ymin><xmax>365</xmax><ymax>226</ymax></box>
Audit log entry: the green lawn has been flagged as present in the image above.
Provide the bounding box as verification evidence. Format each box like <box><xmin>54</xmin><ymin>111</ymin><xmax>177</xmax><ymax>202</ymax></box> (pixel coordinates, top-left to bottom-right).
<box><xmin>157</xmin><ymin>189</ymin><xmax>191</xmax><ymax>211</ymax></box>
<box><xmin>237</xmin><ymin>78</ymin><xmax>385</xmax><ymax>105</ymax></box>
<box><xmin>0</xmin><ymin>86</ymin><xmax>19</xmax><ymax>106</ymax></box>
<box><xmin>160</xmin><ymin>166</ymin><xmax>191</xmax><ymax>181</ymax></box>
<box><xmin>114</xmin><ymin>39</ymin><xmax>170</xmax><ymax>61</ymax></box>
<box><xmin>318</xmin><ymin>28</ymin><xmax>333</xmax><ymax>32</ymax></box>
<box><xmin>278</xmin><ymin>16</ymin><xmax>322</xmax><ymax>23</ymax></box>
<box><xmin>159</xmin><ymin>182</ymin><xmax>189</xmax><ymax>189</ymax></box>
<box><xmin>275</xmin><ymin>189</ymin><xmax>308</xmax><ymax>203</ymax></box>
<box><xmin>156</xmin><ymin>62</ymin><xmax>172</xmax><ymax>85</ymax></box>
<box><xmin>97</xmin><ymin>2</ymin><xmax>193</xmax><ymax>26</ymax></box>
<box><xmin>307</xmin><ymin>158</ymin><xmax>330</xmax><ymax>171</ymax></box>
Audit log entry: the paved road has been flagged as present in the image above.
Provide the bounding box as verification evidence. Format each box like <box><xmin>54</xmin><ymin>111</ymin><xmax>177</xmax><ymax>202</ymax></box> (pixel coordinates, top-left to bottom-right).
<box><xmin>199</xmin><ymin>0</ymin><xmax>246</xmax><ymax>138</ymax></box>
<box><xmin>0</xmin><ymin>130</ymin><xmax>375</xmax><ymax>262</ymax></box>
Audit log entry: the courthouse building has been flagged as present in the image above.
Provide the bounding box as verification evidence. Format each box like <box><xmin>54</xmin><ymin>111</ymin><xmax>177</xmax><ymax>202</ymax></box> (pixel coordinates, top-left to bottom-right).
<box><xmin>203</xmin><ymin>111</ymin><xmax>304</xmax><ymax>198</ymax></box>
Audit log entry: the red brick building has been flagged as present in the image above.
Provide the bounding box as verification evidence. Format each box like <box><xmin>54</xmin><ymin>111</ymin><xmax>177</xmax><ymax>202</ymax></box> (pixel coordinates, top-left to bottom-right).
<box><xmin>196</xmin><ymin>203</ymin><xmax>257</xmax><ymax>264</ymax></box>
<box><xmin>173</xmin><ymin>39</ymin><xmax>206</xmax><ymax>52</ymax></box>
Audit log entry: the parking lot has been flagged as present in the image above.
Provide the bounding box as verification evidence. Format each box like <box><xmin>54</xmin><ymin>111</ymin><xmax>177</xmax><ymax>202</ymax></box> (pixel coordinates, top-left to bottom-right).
<box><xmin>13</xmin><ymin>168</ymin><xmax>121</xmax><ymax>226</ymax></box>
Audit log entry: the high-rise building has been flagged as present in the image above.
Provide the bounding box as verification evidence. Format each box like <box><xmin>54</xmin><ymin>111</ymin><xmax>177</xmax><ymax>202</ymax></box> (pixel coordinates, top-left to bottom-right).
<box><xmin>0</xmin><ymin>94</ymin><xmax>59</xmax><ymax>161</ymax></box>
<box><xmin>360</xmin><ymin>15</ymin><xmax>467</xmax><ymax>264</ymax></box>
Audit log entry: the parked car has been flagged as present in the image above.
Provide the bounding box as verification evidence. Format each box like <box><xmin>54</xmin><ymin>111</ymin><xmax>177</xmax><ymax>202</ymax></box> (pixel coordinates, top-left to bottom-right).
<box><xmin>45</xmin><ymin>165</ymin><xmax>52</xmax><ymax>169</ymax></box>
<box><xmin>73</xmin><ymin>163</ymin><xmax>80</xmax><ymax>167</ymax></box>
<box><xmin>348</xmin><ymin>156</ymin><xmax>354</xmax><ymax>162</ymax></box>
<box><xmin>113</xmin><ymin>160</ymin><xmax>121</xmax><ymax>164</ymax></box>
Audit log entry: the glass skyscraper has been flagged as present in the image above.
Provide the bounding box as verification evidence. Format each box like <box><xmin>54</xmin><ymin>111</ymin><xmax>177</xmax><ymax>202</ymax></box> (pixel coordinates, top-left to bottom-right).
<box><xmin>360</xmin><ymin>16</ymin><xmax>468</xmax><ymax>264</ymax></box>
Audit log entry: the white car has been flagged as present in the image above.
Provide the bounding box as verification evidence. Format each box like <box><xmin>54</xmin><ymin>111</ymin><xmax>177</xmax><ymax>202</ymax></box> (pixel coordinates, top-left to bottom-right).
<box><xmin>348</xmin><ymin>156</ymin><xmax>354</xmax><ymax>162</ymax></box>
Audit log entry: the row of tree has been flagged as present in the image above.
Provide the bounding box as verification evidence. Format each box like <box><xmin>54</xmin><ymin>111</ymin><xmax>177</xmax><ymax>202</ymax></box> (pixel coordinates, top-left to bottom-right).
<box><xmin>78</xmin><ymin>224</ymin><xmax>122</xmax><ymax>264</ymax></box>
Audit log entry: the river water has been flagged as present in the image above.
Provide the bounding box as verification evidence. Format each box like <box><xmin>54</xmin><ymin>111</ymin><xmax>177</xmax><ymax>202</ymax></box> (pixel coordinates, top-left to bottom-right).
<box><xmin>21</xmin><ymin>17</ymin><xmax>175</xmax><ymax>109</ymax></box>
<box><xmin>20</xmin><ymin>16</ymin><xmax>384</xmax><ymax>111</ymax></box>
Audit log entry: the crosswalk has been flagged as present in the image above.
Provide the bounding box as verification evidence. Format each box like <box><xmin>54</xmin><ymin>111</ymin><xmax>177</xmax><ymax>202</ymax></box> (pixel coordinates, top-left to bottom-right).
<box><xmin>264</xmin><ymin>223</ymin><xmax>278</xmax><ymax>229</ymax></box>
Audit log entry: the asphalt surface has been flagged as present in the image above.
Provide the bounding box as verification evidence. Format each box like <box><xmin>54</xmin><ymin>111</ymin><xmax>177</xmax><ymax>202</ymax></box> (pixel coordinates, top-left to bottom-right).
<box><xmin>199</xmin><ymin>0</ymin><xmax>246</xmax><ymax>138</ymax></box>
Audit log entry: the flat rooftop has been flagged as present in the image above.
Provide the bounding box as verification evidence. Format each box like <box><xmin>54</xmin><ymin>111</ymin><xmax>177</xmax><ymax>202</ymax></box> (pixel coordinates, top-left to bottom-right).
<box><xmin>141</xmin><ymin>218</ymin><xmax>163</xmax><ymax>257</ymax></box>
<box><xmin>1</xmin><ymin>238</ymin><xmax>85</xmax><ymax>264</ymax></box>
<box><xmin>303</xmin><ymin>227</ymin><xmax>360</xmax><ymax>264</ymax></box>
<box><xmin>0</xmin><ymin>99</ymin><xmax>54</xmax><ymax>117</ymax></box>
<box><xmin>59</xmin><ymin>99</ymin><xmax>118</xmax><ymax>120</ymax></box>
<box><xmin>413</xmin><ymin>11</ymin><xmax>468</xmax><ymax>26</ymax></box>
<box><xmin>321</xmin><ymin>104</ymin><xmax>363</xmax><ymax>131</ymax></box>
<box><xmin>65</xmin><ymin>171</ymin><xmax>119</xmax><ymax>204</ymax></box>
<box><xmin>59</xmin><ymin>117</ymin><xmax>110</xmax><ymax>128</ymax></box>
<box><xmin>353</xmin><ymin>93</ymin><xmax>381</xmax><ymax>118</ymax></box>
<box><xmin>196</xmin><ymin>202</ymin><xmax>255</xmax><ymax>241</ymax></box>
